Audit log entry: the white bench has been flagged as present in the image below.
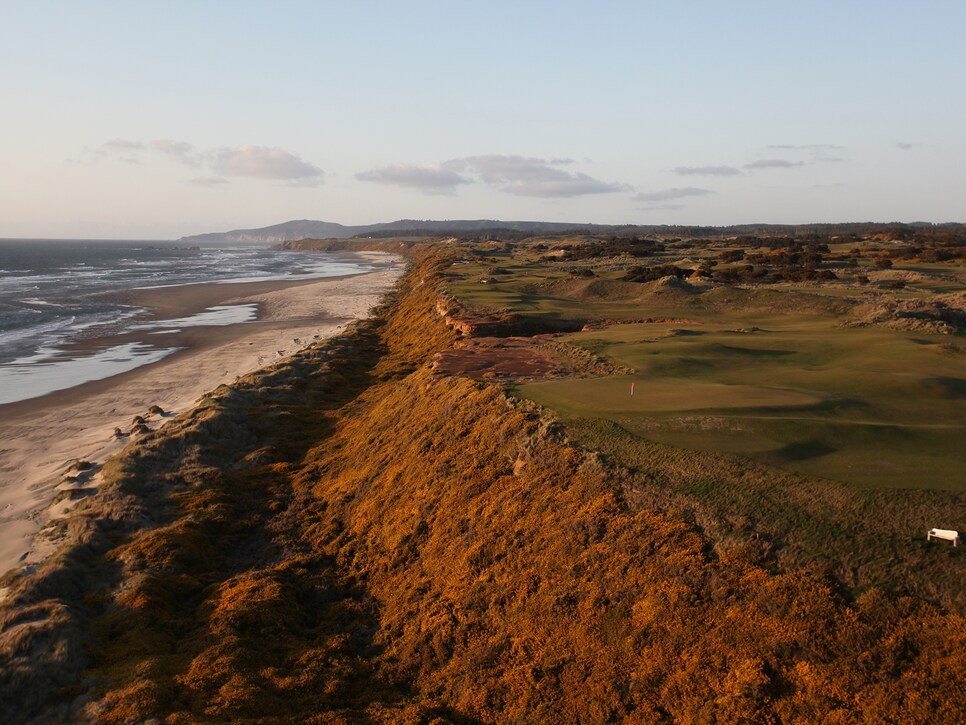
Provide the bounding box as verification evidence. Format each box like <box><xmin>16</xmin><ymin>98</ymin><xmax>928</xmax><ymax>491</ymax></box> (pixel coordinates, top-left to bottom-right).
<box><xmin>927</xmin><ymin>529</ymin><xmax>960</xmax><ymax>547</ymax></box>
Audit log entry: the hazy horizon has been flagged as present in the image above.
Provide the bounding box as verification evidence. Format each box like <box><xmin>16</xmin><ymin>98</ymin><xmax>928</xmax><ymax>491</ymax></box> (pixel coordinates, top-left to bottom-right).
<box><xmin>2</xmin><ymin>1</ymin><xmax>964</xmax><ymax>238</ymax></box>
<box><xmin>6</xmin><ymin>216</ymin><xmax>965</xmax><ymax>244</ymax></box>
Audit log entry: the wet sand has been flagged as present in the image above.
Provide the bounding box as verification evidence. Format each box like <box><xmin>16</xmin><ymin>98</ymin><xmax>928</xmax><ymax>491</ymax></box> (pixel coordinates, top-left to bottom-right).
<box><xmin>0</xmin><ymin>261</ymin><xmax>402</xmax><ymax>576</ymax></box>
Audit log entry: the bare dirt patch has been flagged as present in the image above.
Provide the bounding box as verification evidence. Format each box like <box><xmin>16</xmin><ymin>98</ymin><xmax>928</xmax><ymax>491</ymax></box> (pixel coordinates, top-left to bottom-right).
<box><xmin>432</xmin><ymin>335</ymin><xmax>629</xmax><ymax>382</ymax></box>
<box><xmin>432</xmin><ymin>337</ymin><xmax>564</xmax><ymax>381</ymax></box>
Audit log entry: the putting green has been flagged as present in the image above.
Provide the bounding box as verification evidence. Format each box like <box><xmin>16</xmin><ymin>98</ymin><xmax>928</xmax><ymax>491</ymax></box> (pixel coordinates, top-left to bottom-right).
<box><xmin>519</xmin><ymin>375</ymin><xmax>822</xmax><ymax>414</ymax></box>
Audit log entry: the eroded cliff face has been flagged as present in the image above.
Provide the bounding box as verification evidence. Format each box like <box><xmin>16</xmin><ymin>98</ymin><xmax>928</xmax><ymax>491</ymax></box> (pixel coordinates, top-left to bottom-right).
<box><xmin>2</xmin><ymin>250</ymin><xmax>964</xmax><ymax>724</ymax></box>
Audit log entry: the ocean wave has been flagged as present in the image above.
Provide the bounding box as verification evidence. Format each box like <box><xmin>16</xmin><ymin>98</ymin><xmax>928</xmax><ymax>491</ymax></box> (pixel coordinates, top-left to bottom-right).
<box><xmin>20</xmin><ymin>298</ymin><xmax>64</xmax><ymax>307</ymax></box>
<box><xmin>0</xmin><ymin>315</ymin><xmax>77</xmax><ymax>343</ymax></box>
<box><xmin>0</xmin><ymin>316</ymin><xmax>78</xmax><ymax>365</ymax></box>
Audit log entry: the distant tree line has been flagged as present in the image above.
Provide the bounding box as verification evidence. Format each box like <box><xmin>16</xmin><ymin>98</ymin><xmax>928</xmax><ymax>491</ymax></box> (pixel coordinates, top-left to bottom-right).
<box><xmin>544</xmin><ymin>238</ymin><xmax>665</xmax><ymax>262</ymax></box>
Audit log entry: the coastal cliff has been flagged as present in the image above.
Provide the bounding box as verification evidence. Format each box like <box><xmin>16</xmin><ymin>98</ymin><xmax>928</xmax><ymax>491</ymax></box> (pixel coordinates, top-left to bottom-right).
<box><xmin>1</xmin><ymin>249</ymin><xmax>963</xmax><ymax>723</ymax></box>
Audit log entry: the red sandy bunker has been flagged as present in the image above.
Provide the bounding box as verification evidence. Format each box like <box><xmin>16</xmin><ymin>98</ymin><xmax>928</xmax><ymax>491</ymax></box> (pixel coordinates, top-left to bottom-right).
<box><xmin>432</xmin><ymin>336</ymin><xmax>566</xmax><ymax>381</ymax></box>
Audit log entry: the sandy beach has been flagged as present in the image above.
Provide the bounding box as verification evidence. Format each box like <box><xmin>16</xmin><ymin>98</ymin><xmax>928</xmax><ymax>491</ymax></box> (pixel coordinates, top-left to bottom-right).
<box><xmin>0</xmin><ymin>259</ymin><xmax>402</xmax><ymax>576</ymax></box>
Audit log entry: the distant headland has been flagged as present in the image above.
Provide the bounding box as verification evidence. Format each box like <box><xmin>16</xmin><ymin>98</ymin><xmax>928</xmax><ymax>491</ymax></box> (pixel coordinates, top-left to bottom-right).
<box><xmin>179</xmin><ymin>218</ymin><xmax>966</xmax><ymax>244</ymax></box>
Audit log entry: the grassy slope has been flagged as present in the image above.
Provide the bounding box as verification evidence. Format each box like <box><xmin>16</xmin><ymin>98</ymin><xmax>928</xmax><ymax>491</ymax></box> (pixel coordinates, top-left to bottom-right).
<box><xmin>563</xmin><ymin>417</ymin><xmax>965</xmax><ymax>610</ymax></box>
<box><xmin>0</xmin><ymin>250</ymin><xmax>964</xmax><ymax>723</ymax></box>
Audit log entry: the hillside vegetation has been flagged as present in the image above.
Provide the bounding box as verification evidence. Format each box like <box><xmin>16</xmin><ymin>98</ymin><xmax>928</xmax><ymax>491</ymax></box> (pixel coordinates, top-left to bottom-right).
<box><xmin>0</xmin><ymin>246</ymin><xmax>963</xmax><ymax>723</ymax></box>
<box><xmin>443</xmin><ymin>233</ymin><xmax>966</xmax><ymax>610</ymax></box>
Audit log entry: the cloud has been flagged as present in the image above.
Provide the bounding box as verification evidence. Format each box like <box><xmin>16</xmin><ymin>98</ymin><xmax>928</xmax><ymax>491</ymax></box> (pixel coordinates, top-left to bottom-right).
<box><xmin>671</xmin><ymin>165</ymin><xmax>741</xmax><ymax>177</ymax></box>
<box><xmin>356</xmin><ymin>154</ymin><xmax>630</xmax><ymax>197</ymax></box>
<box><xmin>91</xmin><ymin>138</ymin><xmax>145</xmax><ymax>164</ymax></box>
<box><xmin>744</xmin><ymin>159</ymin><xmax>805</xmax><ymax>169</ymax></box>
<box><xmin>93</xmin><ymin>138</ymin><xmax>324</xmax><ymax>186</ymax></box>
<box><xmin>766</xmin><ymin>144</ymin><xmax>845</xmax><ymax>151</ymax></box>
<box><xmin>102</xmin><ymin>138</ymin><xmax>145</xmax><ymax>152</ymax></box>
<box><xmin>761</xmin><ymin>144</ymin><xmax>846</xmax><ymax>165</ymax></box>
<box><xmin>152</xmin><ymin>139</ymin><xmax>201</xmax><ymax>167</ymax></box>
<box><xmin>637</xmin><ymin>204</ymin><xmax>685</xmax><ymax>212</ymax></box>
<box><xmin>632</xmin><ymin>187</ymin><xmax>713</xmax><ymax>203</ymax></box>
<box><xmin>209</xmin><ymin>145</ymin><xmax>323</xmax><ymax>184</ymax></box>
<box><xmin>445</xmin><ymin>155</ymin><xmax>630</xmax><ymax>197</ymax></box>
<box><xmin>896</xmin><ymin>141</ymin><xmax>918</xmax><ymax>151</ymax></box>
<box><xmin>189</xmin><ymin>176</ymin><xmax>229</xmax><ymax>186</ymax></box>
<box><xmin>355</xmin><ymin>163</ymin><xmax>469</xmax><ymax>194</ymax></box>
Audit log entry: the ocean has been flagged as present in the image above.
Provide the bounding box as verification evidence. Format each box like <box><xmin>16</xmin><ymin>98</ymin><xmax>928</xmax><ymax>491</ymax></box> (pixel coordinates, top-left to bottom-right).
<box><xmin>0</xmin><ymin>240</ymin><xmax>382</xmax><ymax>405</ymax></box>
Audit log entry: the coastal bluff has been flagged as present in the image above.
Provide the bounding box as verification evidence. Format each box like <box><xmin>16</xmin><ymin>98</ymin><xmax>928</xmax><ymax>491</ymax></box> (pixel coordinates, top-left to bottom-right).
<box><xmin>1</xmin><ymin>247</ymin><xmax>963</xmax><ymax>723</ymax></box>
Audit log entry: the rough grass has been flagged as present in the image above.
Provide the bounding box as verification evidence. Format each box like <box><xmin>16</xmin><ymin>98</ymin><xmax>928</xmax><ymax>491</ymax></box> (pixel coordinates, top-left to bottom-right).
<box><xmin>561</xmin><ymin>417</ymin><xmax>965</xmax><ymax>611</ymax></box>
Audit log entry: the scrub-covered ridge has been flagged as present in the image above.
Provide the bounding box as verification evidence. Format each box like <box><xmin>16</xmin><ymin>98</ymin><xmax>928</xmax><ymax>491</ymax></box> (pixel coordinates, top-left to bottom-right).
<box><xmin>1</xmin><ymin>244</ymin><xmax>964</xmax><ymax>723</ymax></box>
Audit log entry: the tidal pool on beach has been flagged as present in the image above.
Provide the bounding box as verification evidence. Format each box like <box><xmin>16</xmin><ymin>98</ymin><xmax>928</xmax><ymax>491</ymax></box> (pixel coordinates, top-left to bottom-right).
<box><xmin>131</xmin><ymin>303</ymin><xmax>260</xmax><ymax>330</ymax></box>
<box><xmin>0</xmin><ymin>303</ymin><xmax>263</xmax><ymax>405</ymax></box>
<box><xmin>0</xmin><ymin>341</ymin><xmax>179</xmax><ymax>405</ymax></box>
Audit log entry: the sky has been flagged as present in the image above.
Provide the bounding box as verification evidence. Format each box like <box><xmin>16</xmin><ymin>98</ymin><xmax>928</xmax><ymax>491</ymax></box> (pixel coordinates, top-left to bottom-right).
<box><xmin>1</xmin><ymin>1</ymin><xmax>964</xmax><ymax>239</ymax></box>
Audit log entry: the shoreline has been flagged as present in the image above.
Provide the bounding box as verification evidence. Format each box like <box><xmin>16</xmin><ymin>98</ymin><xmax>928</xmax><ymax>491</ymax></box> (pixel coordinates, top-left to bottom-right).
<box><xmin>100</xmin><ymin>270</ymin><xmax>363</xmax><ymax>320</ymax></box>
<box><xmin>0</xmin><ymin>260</ymin><xmax>402</xmax><ymax>576</ymax></box>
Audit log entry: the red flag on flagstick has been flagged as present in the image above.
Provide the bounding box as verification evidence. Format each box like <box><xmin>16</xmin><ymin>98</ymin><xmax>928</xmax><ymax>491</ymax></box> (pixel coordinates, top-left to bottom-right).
<box><xmin>630</xmin><ymin>381</ymin><xmax>635</xmax><ymax>396</ymax></box>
